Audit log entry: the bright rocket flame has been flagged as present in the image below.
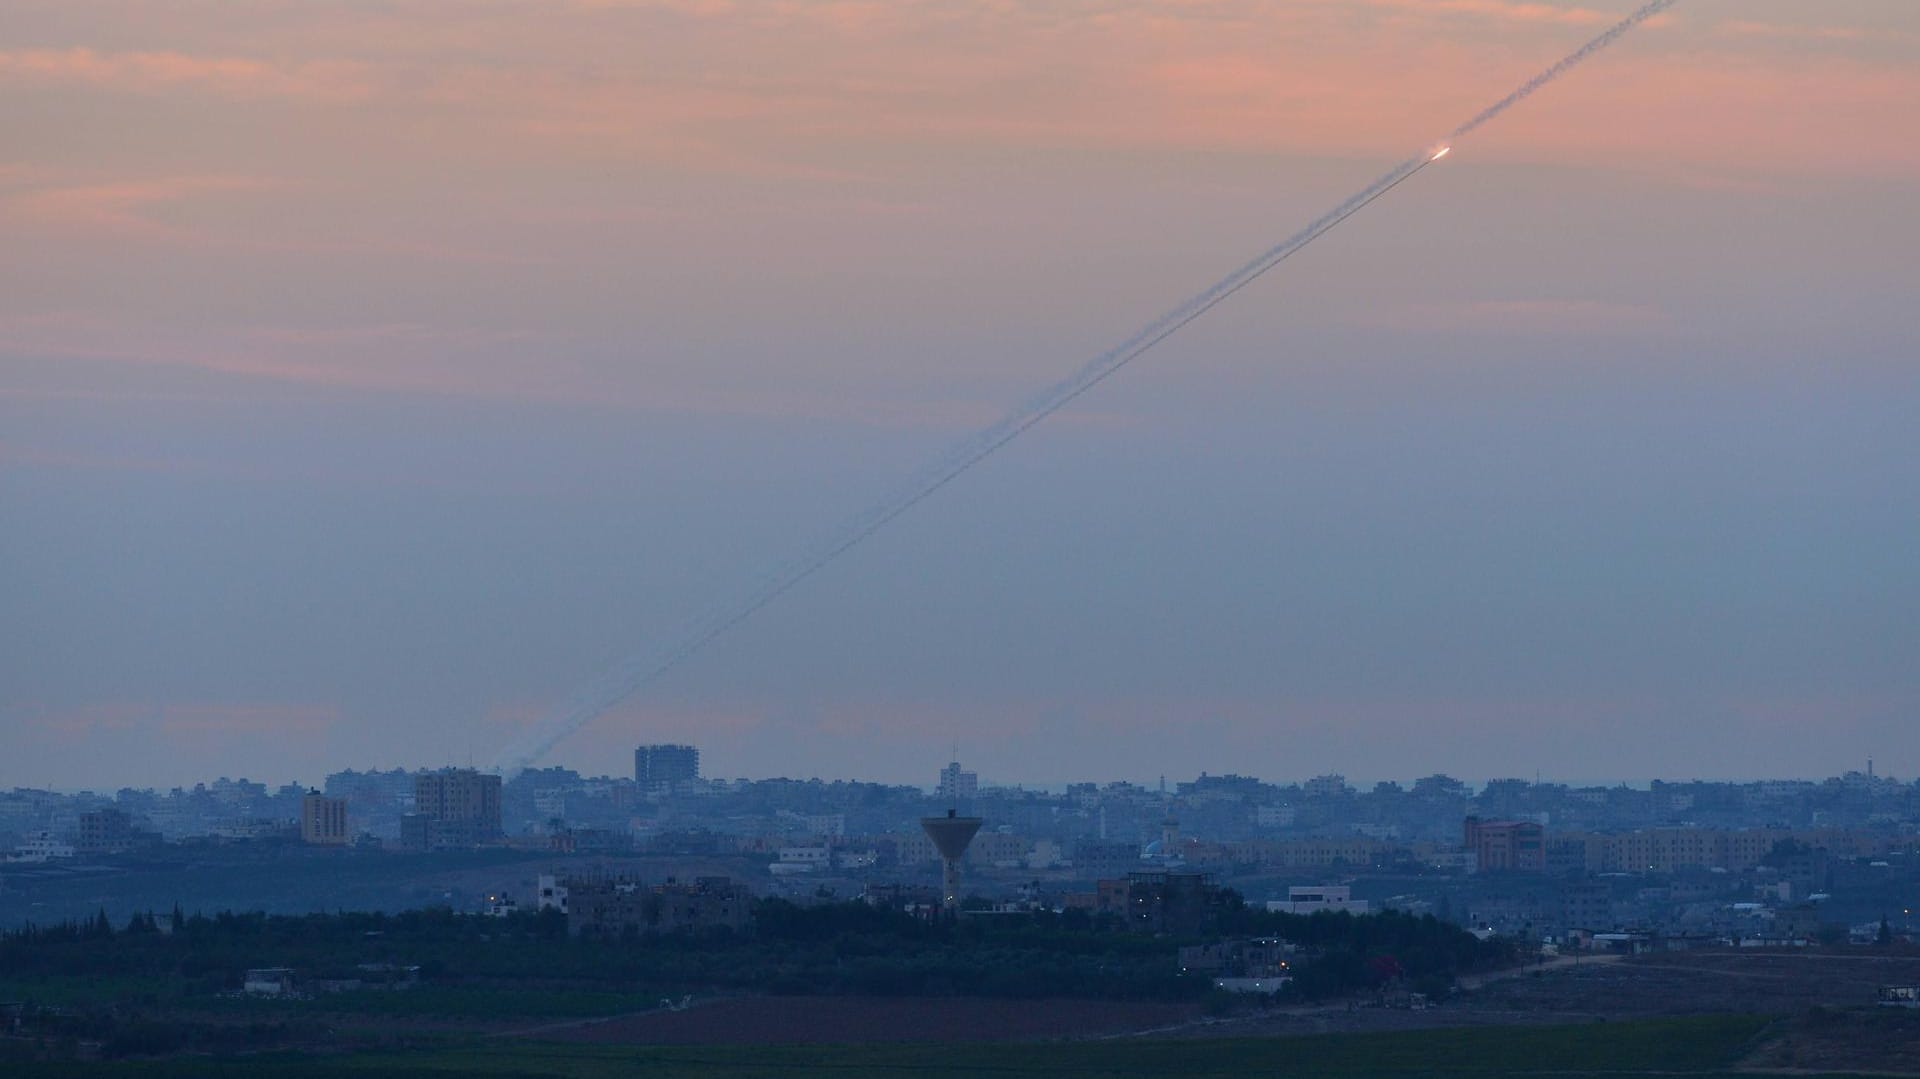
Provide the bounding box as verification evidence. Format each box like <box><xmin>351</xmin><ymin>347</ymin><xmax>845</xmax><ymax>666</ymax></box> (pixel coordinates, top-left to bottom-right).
<box><xmin>1431</xmin><ymin>145</ymin><xmax>1452</xmax><ymax>162</ymax></box>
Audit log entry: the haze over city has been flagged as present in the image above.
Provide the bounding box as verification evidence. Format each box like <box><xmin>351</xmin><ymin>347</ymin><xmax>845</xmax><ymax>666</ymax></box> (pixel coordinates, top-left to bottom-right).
<box><xmin>4</xmin><ymin>0</ymin><xmax>1918</xmax><ymax>792</ymax></box>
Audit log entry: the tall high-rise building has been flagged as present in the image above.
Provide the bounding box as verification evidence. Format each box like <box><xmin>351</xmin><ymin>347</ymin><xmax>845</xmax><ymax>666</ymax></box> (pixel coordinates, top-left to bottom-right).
<box><xmin>634</xmin><ymin>745</ymin><xmax>700</xmax><ymax>787</ymax></box>
<box><xmin>937</xmin><ymin>761</ymin><xmax>977</xmax><ymax>805</ymax></box>
<box><xmin>411</xmin><ymin>769</ymin><xmax>502</xmax><ymax>846</ymax></box>
<box><xmin>300</xmin><ymin>790</ymin><xmax>349</xmax><ymax>846</ymax></box>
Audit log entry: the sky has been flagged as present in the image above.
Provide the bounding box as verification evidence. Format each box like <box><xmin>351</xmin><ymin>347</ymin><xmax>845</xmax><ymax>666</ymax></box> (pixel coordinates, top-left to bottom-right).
<box><xmin>3</xmin><ymin>0</ymin><xmax>1917</xmax><ymax>792</ymax></box>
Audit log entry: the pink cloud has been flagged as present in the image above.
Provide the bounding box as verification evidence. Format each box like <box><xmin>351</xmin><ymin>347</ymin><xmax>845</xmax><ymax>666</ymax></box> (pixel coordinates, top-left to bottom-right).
<box><xmin>8</xmin><ymin>3</ymin><xmax>1911</xmax><ymax>202</ymax></box>
<box><xmin>389</xmin><ymin>2</ymin><xmax>1891</xmax><ymax>181</ymax></box>
<box><xmin>1357</xmin><ymin>0</ymin><xmax>1618</xmax><ymax>27</ymax></box>
<box><xmin>0</xmin><ymin>47</ymin><xmax>370</xmax><ymax>101</ymax></box>
<box><xmin>17</xmin><ymin>701</ymin><xmax>340</xmax><ymax>746</ymax></box>
<box><xmin>2</xmin><ymin>175</ymin><xmax>273</xmax><ymax>239</ymax></box>
<box><xmin>3</xmin><ymin>701</ymin><xmax>349</xmax><ymax>789</ymax></box>
<box><xmin>1717</xmin><ymin>20</ymin><xmax>1870</xmax><ymax>44</ymax></box>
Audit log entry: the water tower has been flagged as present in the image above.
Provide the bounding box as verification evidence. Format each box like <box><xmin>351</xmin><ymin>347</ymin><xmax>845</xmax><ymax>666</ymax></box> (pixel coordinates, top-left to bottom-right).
<box><xmin>920</xmin><ymin>809</ymin><xmax>983</xmax><ymax>913</ymax></box>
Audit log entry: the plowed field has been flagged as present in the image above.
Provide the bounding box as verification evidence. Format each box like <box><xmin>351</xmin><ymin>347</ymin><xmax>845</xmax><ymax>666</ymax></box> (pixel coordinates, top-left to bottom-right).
<box><xmin>541</xmin><ymin>996</ymin><xmax>1201</xmax><ymax>1045</ymax></box>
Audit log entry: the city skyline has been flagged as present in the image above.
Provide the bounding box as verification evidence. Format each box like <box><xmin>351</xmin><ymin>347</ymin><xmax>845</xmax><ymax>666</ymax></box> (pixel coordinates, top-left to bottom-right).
<box><xmin>5</xmin><ymin>0</ymin><xmax>1918</xmax><ymax>789</ymax></box>
<box><xmin>9</xmin><ymin>754</ymin><xmax>1909</xmax><ymax>801</ymax></box>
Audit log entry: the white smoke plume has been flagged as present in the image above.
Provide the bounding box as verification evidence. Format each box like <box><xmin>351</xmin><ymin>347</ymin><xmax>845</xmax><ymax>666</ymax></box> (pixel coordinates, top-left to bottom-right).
<box><xmin>494</xmin><ymin>0</ymin><xmax>1682</xmax><ymax>778</ymax></box>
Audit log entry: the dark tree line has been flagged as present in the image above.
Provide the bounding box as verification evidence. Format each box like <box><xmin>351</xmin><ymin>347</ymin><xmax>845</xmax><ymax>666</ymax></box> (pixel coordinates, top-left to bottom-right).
<box><xmin>2</xmin><ymin>896</ymin><xmax>1508</xmax><ymax>1007</ymax></box>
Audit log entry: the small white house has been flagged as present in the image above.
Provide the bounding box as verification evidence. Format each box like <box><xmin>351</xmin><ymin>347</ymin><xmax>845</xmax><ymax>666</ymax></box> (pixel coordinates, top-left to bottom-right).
<box><xmin>8</xmin><ymin>832</ymin><xmax>75</xmax><ymax>863</ymax></box>
<box><xmin>771</xmin><ymin>846</ymin><xmax>829</xmax><ymax>874</ymax></box>
<box><xmin>1268</xmin><ymin>885</ymin><xmax>1370</xmax><ymax>915</ymax></box>
<box><xmin>243</xmin><ymin>968</ymin><xmax>297</xmax><ymax>996</ymax></box>
<box><xmin>1880</xmin><ymin>986</ymin><xmax>1920</xmax><ymax>1009</ymax></box>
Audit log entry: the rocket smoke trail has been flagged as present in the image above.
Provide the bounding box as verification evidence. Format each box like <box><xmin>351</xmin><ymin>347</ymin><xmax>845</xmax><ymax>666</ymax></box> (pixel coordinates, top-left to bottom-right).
<box><xmin>494</xmin><ymin>0</ymin><xmax>1680</xmax><ymax>777</ymax></box>
<box><xmin>1451</xmin><ymin>0</ymin><xmax>1678</xmax><ymax>140</ymax></box>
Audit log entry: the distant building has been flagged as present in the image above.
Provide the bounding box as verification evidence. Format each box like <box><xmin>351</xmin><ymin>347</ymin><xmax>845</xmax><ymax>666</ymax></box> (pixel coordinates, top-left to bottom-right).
<box><xmin>299</xmin><ymin>791</ymin><xmax>349</xmax><ymax>846</ymax></box>
<box><xmin>1304</xmin><ymin>775</ymin><xmax>1351</xmax><ymax>799</ymax></box>
<box><xmin>890</xmin><ymin>829</ymin><xmax>940</xmax><ymax>864</ymax></box>
<box><xmin>566</xmin><ymin>875</ymin><xmax>751</xmax><ymax>937</ymax></box>
<box><xmin>75</xmin><ymin>808</ymin><xmax>143</xmax><ymax>855</ymax></box>
<box><xmin>1267</xmin><ymin>884</ymin><xmax>1370</xmax><ymax>915</ymax></box>
<box><xmin>772</xmin><ymin>846</ymin><xmax>830</xmax><ymax>875</ymax></box>
<box><xmin>242</xmin><ymin>968</ymin><xmax>298</xmax><ymax>996</ymax></box>
<box><xmin>1099</xmin><ymin>870</ymin><xmax>1224</xmax><ymax>934</ymax></box>
<box><xmin>1543</xmin><ymin>828</ymin><xmax>1880</xmax><ymax>875</ymax></box>
<box><xmin>1072</xmin><ymin>839</ymin><xmax>1142</xmax><ymax>881</ymax></box>
<box><xmin>398</xmin><ymin>813</ymin><xmax>431</xmax><ymax>851</ymax></box>
<box><xmin>652</xmin><ymin>877</ymin><xmax>751</xmax><ymax>934</ymax></box>
<box><xmin>1464</xmin><ymin>816</ymin><xmax>1545</xmax><ymax>872</ymax></box>
<box><xmin>1255</xmin><ymin>805</ymin><xmax>1297</xmax><ymax>828</ymax></box>
<box><xmin>398</xmin><ymin>813</ymin><xmax>493</xmax><ymax>851</ymax></box>
<box><xmin>1558</xmin><ymin>880</ymin><xmax>1614</xmax><ymax>930</ymax></box>
<box><xmin>803</xmin><ymin>813</ymin><xmax>846</xmax><ymax>838</ymax></box>
<box><xmin>404</xmin><ymin>769</ymin><xmax>502</xmax><ymax>849</ymax></box>
<box><xmin>7</xmin><ymin>832</ymin><xmax>75</xmax><ymax>863</ymax></box>
<box><xmin>536</xmin><ymin>874</ymin><xmax>569</xmax><ymax>915</ymax></box>
<box><xmin>564</xmin><ymin>876</ymin><xmax>645</xmax><ymax>934</ymax></box>
<box><xmin>971</xmin><ymin>831</ymin><xmax>1029</xmax><ymax>868</ymax></box>
<box><xmin>1880</xmin><ymin>986</ymin><xmax>1920</xmax><ymax>1009</ymax></box>
<box><xmin>545</xmin><ymin>826</ymin><xmax>630</xmax><ymax>854</ymax></box>
<box><xmin>938</xmin><ymin>761</ymin><xmax>977</xmax><ymax>805</ymax></box>
<box><xmin>414</xmin><ymin>769</ymin><xmax>501</xmax><ymax>831</ymax></box>
<box><xmin>634</xmin><ymin>745</ymin><xmax>700</xmax><ymax>787</ymax></box>
<box><xmin>1235</xmin><ymin>838</ymin><xmax>1395</xmax><ymax>870</ymax></box>
<box><xmin>862</xmin><ymin>882</ymin><xmax>942</xmax><ymax>915</ymax></box>
<box><xmin>1180</xmin><ymin>938</ymin><xmax>1295</xmax><ymax>992</ymax></box>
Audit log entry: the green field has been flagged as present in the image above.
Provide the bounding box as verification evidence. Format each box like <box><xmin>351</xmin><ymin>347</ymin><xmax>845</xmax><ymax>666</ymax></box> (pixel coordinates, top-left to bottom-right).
<box><xmin>4</xmin><ymin>1015</ymin><xmax>1865</xmax><ymax>1078</ymax></box>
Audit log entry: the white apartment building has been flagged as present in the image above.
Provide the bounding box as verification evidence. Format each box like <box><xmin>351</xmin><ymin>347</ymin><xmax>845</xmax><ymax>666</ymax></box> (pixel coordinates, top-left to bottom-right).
<box><xmin>1267</xmin><ymin>884</ymin><xmax>1370</xmax><ymax>915</ymax></box>
<box><xmin>8</xmin><ymin>831</ymin><xmax>75</xmax><ymax>862</ymax></box>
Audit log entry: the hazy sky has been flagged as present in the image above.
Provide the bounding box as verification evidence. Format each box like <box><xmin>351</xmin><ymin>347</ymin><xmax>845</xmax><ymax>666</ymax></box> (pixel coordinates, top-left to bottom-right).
<box><xmin>4</xmin><ymin>1</ymin><xmax>1917</xmax><ymax>792</ymax></box>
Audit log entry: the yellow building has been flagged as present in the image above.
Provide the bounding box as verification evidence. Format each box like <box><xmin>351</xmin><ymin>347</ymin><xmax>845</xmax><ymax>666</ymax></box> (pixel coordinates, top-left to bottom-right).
<box><xmin>299</xmin><ymin>791</ymin><xmax>348</xmax><ymax>846</ymax></box>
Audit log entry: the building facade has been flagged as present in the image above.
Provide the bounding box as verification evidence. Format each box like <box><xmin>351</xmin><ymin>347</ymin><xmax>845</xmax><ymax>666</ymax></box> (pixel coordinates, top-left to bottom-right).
<box><xmin>1268</xmin><ymin>884</ymin><xmax>1370</xmax><ymax>915</ymax></box>
<box><xmin>1464</xmin><ymin>816</ymin><xmax>1546</xmax><ymax>872</ymax></box>
<box><xmin>299</xmin><ymin>791</ymin><xmax>349</xmax><ymax>846</ymax></box>
<box><xmin>1101</xmin><ymin>870</ymin><xmax>1223</xmax><ymax>934</ymax></box>
<box><xmin>634</xmin><ymin>745</ymin><xmax>700</xmax><ymax>787</ymax></box>
<box><xmin>566</xmin><ymin>875</ymin><xmax>751</xmax><ymax>937</ymax></box>
<box><xmin>405</xmin><ymin>769</ymin><xmax>502</xmax><ymax>848</ymax></box>
<box><xmin>938</xmin><ymin>761</ymin><xmax>978</xmax><ymax>805</ymax></box>
<box><xmin>75</xmin><ymin>808</ymin><xmax>141</xmax><ymax>855</ymax></box>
